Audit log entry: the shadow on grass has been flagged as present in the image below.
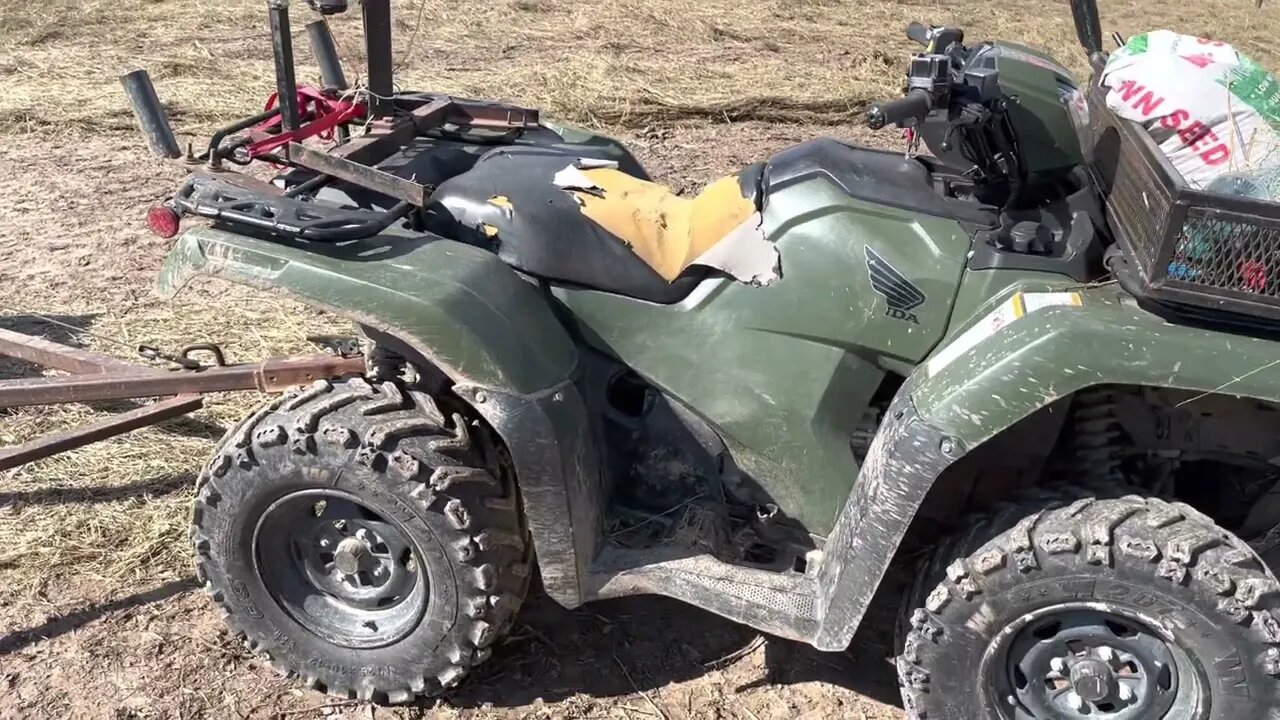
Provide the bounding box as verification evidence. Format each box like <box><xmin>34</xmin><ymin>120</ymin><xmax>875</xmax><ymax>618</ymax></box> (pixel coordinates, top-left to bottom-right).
<box><xmin>0</xmin><ymin>470</ymin><xmax>196</xmax><ymax>507</ymax></box>
<box><xmin>0</xmin><ymin>543</ymin><xmax>905</xmax><ymax>711</ymax></box>
<box><xmin>447</xmin><ymin>579</ymin><xmax>903</xmax><ymax>711</ymax></box>
<box><xmin>0</xmin><ymin>313</ymin><xmax>101</xmax><ymax>382</ymax></box>
<box><xmin>0</xmin><ymin>577</ymin><xmax>197</xmax><ymax>655</ymax></box>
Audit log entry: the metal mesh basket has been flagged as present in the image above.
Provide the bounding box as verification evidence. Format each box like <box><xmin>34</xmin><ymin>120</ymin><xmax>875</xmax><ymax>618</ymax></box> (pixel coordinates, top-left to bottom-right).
<box><xmin>1085</xmin><ymin>81</ymin><xmax>1280</xmax><ymax>321</ymax></box>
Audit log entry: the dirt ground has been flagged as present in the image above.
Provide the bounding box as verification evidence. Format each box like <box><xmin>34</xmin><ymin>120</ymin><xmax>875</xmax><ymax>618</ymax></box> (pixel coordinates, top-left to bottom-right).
<box><xmin>2</xmin><ymin>1</ymin><xmax>1279</xmax><ymax>718</ymax></box>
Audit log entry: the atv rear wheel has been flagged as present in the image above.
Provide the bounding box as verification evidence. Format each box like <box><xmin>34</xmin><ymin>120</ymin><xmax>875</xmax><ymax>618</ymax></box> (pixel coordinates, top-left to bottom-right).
<box><xmin>191</xmin><ymin>378</ymin><xmax>530</xmax><ymax>702</ymax></box>
<box><xmin>897</xmin><ymin>488</ymin><xmax>1280</xmax><ymax>719</ymax></box>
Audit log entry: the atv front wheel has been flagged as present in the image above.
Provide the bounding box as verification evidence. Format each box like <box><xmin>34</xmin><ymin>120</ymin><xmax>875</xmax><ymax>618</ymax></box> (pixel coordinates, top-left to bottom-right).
<box><xmin>898</xmin><ymin>489</ymin><xmax>1280</xmax><ymax>719</ymax></box>
<box><xmin>191</xmin><ymin>378</ymin><xmax>530</xmax><ymax>702</ymax></box>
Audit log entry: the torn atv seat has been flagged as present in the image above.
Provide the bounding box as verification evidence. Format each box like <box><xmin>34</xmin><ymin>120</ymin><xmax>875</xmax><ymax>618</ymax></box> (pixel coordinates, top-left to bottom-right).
<box><xmin>426</xmin><ymin>147</ymin><xmax>776</xmax><ymax>302</ymax></box>
<box><xmin>568</xmin><ymin>169</ymin><xmax>760</xmax><ymax>282</ymax></box>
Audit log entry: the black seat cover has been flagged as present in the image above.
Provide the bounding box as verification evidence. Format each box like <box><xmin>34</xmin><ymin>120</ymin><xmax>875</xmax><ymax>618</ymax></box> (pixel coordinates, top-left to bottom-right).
<box><xmin>426</xmin><ymin>147</ymin><xmax>763</xmax><ymax>304</ymax></box>
<box><xmin>762</xmin><ymin>138</ymin><xmax>998</xmax><ymax>227</ymax></box>
<box><xmin>425</xmin><ymin>138</ymin><xmax>988</xmax><ymax>303</ymax></box>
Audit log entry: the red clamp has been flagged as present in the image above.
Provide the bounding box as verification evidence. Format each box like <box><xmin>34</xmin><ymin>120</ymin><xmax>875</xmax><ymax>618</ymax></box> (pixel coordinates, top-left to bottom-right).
<box><xmin>243</xmin><ymin>85</ymin><xmax>366</xmax><ymax>159</ymax></box>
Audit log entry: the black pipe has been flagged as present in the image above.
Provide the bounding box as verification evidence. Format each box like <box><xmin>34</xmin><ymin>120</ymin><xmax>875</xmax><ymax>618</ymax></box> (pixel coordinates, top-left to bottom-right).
<box><xmin>1070</xmin><ymin>0</ymin><xmax>1104</xmax><ymax>57</ymax></box>
<box><xmin>268</xmin><ymin>0</ymin><xmax>301</xmax><ymax>132</ymax></box>
<box><xmin>306</xmin><ymin>20</ymin><xmax>347</xmax><ymax>91</ymax></box>
<box><xmin>362</xmin><ymin>0</ymin><xmax>394</xmax><ymax>118</ymax></box>
<box><xmin>1105</xmin><ymin>245</ymin><xmax>1145</xmax><ymax>299</ymax></box>
<box><xmin>284</xmin><ymin>173</ymin><xmax>332</xmax><ymax>198</ymax></box>
<box><xmin>120</xmin><ymin>70</ymin><xmax>182</xmax><ymax>159</ymax></box>
<box><xmin>205</xmin><ymin>106</ymin><xmax>282</xmax><ymax>167</ymax></box>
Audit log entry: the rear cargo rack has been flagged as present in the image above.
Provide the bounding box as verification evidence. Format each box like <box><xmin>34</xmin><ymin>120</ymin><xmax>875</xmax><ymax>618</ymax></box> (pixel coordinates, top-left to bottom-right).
<box><xmin>1085</xmin><ymin>79</ymin><xmax>1280</xmax><ymax>323</ymax></box>
<box><xmin>122</xmin><ymin>0</ymin><xmax>542</xmax><ymax>245</ymax></box>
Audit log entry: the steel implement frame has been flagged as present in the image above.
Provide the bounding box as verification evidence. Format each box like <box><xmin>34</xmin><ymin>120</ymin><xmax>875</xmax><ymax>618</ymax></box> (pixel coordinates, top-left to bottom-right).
<box><xmin>268</xmin><ymin>0</ymin><xmax>301</xmax><ymax>132</ymax></box>
<box><xmin>284</xmin><ymin>96</ymin><xmax>540</xmax><ymax>208</ymax></box>
<box><xmin>362</xmin><ymin>0</ymin><xmax>394</xmax><ymax>118</ymax></box>
<box><xmin>0</xmin><ymin>394</ymin><xmax>204</xmax><ymax>471</ymax></box>
<box><xmin>287</xmin><ymin>142</ymin><xmax>429</xmax><ymax>206</ymax></box>
<box><xmin>0</xmin><ymin>354</ymin><xmax>367</xmax><ymax>409</ymax></box>
<box><xmin>0</xmin><ymin>326</ymin><xmax>152</xmax><ymax>376</ymax></box>
<box><xmin>0</xmin><ymin>327</ymin><xmax>367</xmax><ymax>472</ymax></box>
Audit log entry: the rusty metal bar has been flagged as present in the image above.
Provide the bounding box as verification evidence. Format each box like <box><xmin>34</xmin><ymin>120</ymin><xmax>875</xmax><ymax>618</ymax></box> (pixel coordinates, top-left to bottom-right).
<box><xmin>0</xmin><ymin>326</ymin><xmax>153</xmax><ymax>375</ymax></box>
<box><xmin>448</xmin><ymin>98</ymin><xmax>541</xmax><ymax>129</ymax></box>
<box><xmin>287</xmin><ymin>142</ymin><xmax>430</xmax><ymax>206</ymax></box>
<box><xmin>327</xmin><ymin>118</ymin><xmax>415</xmax><ymax>163</ymax></box>
<box><xmin>285</xmin><ymin>97</ymin><xmax>478</xmax><ymax>206</ymax></box>
<box><xmin>327</xmin><ymin>97</ymin><xmax>449</xmax><ymax>165</ymax></box>
<box><xmin>0</xmin><ymin>354</ymin><xmax>365</xmax><ymax>409</ymax></box>
<box><xmin>0</xmin><ymin>395</ymin><xmax>204</xmax><ymax>471</ymax></box>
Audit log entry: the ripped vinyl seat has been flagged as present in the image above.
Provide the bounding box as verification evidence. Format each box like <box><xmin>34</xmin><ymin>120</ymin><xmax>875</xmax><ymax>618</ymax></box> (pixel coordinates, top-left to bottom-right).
<box><xmin>424</xmin><ymin>147</ymin><xmax>773</xmax><ymax>303</ymax></box>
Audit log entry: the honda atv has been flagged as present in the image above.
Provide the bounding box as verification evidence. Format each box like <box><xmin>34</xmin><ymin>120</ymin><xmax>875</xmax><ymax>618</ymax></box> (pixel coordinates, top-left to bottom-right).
<box><xmin>127</xmin><ymin>0</ymin><xmax>1280</xmax><ymax>717</ymax></box>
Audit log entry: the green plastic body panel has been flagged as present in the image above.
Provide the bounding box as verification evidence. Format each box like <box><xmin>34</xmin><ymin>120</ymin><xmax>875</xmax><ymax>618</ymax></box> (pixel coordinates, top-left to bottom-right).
<box><xmin>555</xmin><ymin>178</ymin><xmax>974</xmax><ymax>534</ymax></box>
<box><xmin>920</xmin><ymin>286</ymin><xmax>1280</xmax><ymax>441</ymax></box>
<box><xmin>158</xmin><ymin>227</ymin><xmax>575</xmax><ymax>393</ymax></box>
<box><xmin>948</xmin><ymin>266</ymin><xmax>1078</xmax><ymax>332</ymax></box>
<box><xmin>985</xmin><ymin>41</ymin><xmax>1086</xmax><ymax>182</ymax></box>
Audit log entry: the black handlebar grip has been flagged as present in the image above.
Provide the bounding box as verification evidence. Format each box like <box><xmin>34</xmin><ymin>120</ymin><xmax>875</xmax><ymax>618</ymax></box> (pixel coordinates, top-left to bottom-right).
<box><xmin>906</xmin><ymin>21</ymin><xmax>931</xmax><ymax>46</ymax></box>
<box><xmin>866</xmin><ymin>89</ymin><xmax>934</xmax><ymax>130</ymax></box>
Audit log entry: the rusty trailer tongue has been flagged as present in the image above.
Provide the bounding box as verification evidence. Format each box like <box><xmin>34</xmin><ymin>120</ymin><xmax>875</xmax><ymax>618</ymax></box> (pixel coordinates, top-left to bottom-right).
<box><xmin>0</xmin><ymin>326</ymin><xmax>365</xmax><ymax>471</ymax></box>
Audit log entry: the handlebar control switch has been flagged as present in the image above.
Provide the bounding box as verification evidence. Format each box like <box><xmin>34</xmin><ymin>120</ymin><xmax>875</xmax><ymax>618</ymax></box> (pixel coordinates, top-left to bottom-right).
<box><xmin>907</xmin><ymin>54</ymin><xmax>951</xmax><ymax>100</ymax></box>
<box><xmin>866</xmin><ymin>53</ymin><xmax>952</xmax><ymax>130</ymax></box>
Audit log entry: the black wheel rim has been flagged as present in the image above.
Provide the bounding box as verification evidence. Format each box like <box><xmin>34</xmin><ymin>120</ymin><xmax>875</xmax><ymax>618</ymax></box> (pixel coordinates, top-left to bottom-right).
<box><xmin>987</xmin><ymin>605</ymin><xmax>1199</xmax><ymax>720</ymax></box>
<box><xmin>254</xmin><ymin>489</ymin><xmax>429</xmax><ymax>649</ymax></box>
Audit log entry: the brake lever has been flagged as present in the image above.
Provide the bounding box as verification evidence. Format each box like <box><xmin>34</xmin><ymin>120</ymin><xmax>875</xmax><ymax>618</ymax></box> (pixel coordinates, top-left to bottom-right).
<box><xmin>906</xmin><ymin>22</ymin><xmax>931</xmax><ymax>46</ymax></box>
<box><xmin>905</xmin><ymin>22</ymin><xmax>967</xmax><ymax>49</ymax></box>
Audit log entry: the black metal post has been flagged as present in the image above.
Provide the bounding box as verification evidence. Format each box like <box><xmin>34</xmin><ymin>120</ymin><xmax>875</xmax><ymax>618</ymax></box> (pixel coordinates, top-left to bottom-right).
<box><xmin>362</xmin><ymin>0</ymin><xmax>394</xmax><ymax>118</ymax></box>
<box><xmin>306</xmin><ymin>20</ymin><xmax>348</xmax><ymax>91</ymax></box>
<box><xmin>119</xmin><ymin>70</ymin><xmax>182</xmax><ymax>159</ymax></box>
<box><xmin>1070</xmin><ymin>0</ymin><xmax>1104</xmax><ymax>57</ymax></box>
<box><xmin>269</xmin><ymin>0</ymin><xmax>301</xmax><ymax>132</ymax></box>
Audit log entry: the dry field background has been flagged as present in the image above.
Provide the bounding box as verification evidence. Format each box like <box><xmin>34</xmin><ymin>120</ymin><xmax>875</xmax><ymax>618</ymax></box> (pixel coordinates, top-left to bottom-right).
<box><xmin>2</xmin><ymin>1</ymin><xmax>1279</xmax><ymax>718</ymax></box>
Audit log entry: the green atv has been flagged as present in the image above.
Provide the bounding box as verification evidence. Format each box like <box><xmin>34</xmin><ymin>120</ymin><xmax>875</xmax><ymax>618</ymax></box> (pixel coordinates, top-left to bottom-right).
<box><xmin>126</xmin><ymin>0</ymin><xmax>1280</xmax><ymax>716</ymax></box>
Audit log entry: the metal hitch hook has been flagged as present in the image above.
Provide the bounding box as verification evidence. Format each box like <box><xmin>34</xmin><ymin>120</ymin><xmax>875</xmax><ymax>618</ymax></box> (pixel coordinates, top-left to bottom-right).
<box><xmin>137</xmin><ymin>344</ymin><xmax>203</xmax><ymax>370</ymax></box>
<box><xmin>180</xmin><ymin>343</ymin><xmax>229</xmax><ymax>367</ymax></box>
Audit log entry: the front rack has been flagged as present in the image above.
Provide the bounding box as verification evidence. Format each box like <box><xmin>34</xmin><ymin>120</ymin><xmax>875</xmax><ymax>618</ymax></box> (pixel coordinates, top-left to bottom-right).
<box><xmin>1085</xmin><ymin>77</ymin><xmax>1280</xmax><ymax>323</ymax></box>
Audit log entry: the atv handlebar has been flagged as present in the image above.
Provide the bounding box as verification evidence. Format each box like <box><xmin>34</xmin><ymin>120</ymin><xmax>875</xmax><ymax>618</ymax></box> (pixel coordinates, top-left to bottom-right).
<box><xmin>866</xmin><ymin>89</ymin><xmax>934</xmax><ymax>130</ymax></box>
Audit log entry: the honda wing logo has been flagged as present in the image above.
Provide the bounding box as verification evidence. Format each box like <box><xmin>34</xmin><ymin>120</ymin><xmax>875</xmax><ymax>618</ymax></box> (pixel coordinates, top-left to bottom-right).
<box><xmin>865</xmin><ymin>246</ymin><xmax>926</xmax><ymax>324</ymax></box>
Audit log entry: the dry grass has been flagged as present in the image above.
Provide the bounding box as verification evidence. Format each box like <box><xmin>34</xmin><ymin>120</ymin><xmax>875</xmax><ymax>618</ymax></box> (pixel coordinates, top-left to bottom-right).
<box><xmin>3</xmin><ymin>0</ymin><xmax>1276</xmax><ymax>137</ymax></box>
<box><xmin>2</xmin><ymin>0</ymin><xmax>1280</xmax><ymax>717</ymax></box>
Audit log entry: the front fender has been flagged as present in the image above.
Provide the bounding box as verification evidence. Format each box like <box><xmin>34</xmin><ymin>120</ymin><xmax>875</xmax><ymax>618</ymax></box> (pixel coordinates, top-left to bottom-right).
<box><xmin>159</xmin><ymin>227</ymin><xmax>602</xmax><ymax>607</ymax></box>
<box><xmin>812</xmin><ymin>285</ymin><xmax>1280</xmax><ymax>650</ymax></box>
<box><xmin>916</xmin><ymin>288</ymin><xmax>1280</xmax><ymax>438</ymax></box>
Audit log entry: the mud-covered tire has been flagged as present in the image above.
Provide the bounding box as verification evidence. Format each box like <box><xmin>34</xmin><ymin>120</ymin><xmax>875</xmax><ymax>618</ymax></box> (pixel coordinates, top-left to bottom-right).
<box><xmin>897</xmin><ymin>487</ymin><xmax>1280</xmax><ymax>719</ymax></box>
<box><xmin>190</xmin><ymin>378</ymin><xmax>530</xmax><ymax>703</ymax></box>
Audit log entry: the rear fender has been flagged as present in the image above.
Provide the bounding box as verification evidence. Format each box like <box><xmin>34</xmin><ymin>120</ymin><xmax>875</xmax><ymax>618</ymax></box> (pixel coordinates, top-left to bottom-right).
<box><xmin>811</xmin><ymin>286</ymin><xmax>1280</xmax><ymax>650</ymax></box>
<box><xmin>158</xmin><ymin>227</ymin><xmax>602</xmax><ymax>607</ymax></box>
